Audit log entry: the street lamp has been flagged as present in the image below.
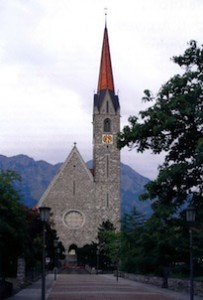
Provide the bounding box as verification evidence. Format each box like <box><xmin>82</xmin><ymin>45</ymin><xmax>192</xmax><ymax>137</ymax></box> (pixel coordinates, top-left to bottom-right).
<box><xmin>39</xmin><ymin>206</ymin><xmax>51</xmax><ymax>300</ymax></box>
<box><xmin>96</xmin><ymin>246</ymin><xmax>100</xmax><ymax>274</ymax></box>
<box><xmin>115</xmin><ymin>240</ymin><xmax>120</xmax><ymax>282</ymax></box>
<box><xmin>186</xmin><ymin>207</ymin><xmax>196</xmax><ymax>300</ymax></box>
<box><xmin>54</xmin><ymin>239</ymin><xmax>58</xmax><ymax>280</ymax></box>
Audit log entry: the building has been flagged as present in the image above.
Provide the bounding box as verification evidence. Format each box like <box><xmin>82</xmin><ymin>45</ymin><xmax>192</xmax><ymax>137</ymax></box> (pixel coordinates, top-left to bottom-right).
<box><xmin>38</xmin><ymin>24</ymin><xmax>121</xmax><ymax>257</ymax></box>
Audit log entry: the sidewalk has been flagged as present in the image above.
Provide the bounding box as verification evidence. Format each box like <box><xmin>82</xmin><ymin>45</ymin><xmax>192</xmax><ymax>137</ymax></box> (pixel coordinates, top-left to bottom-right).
<box><xmin>103</xmin><ymin>274</ymin><xmax>203</xmax><ymax>300</ymax></box>
<box><xmin>8</xmin><ymin>273</ymin><xmax>203</xmax><ymax>300</ymax></box>
<box><xmin>8</xmin><ymin>274</ymin><xmax>56</xmax><ymax>299</ymax></box>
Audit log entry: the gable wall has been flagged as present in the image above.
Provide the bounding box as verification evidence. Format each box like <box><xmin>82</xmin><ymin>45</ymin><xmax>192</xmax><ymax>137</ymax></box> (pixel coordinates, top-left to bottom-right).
<box><xmin>39</xmin><ymin>149</ymin><xmax>97</xmax><ymax>251</ymax></box>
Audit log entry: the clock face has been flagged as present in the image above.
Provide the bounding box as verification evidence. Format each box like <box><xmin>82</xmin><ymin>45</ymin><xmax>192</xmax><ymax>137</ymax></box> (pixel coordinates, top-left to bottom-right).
<box><xmin>102</xmin><ymin>134</ymin><xmax>113</xmax><ymax>144</ymax></box>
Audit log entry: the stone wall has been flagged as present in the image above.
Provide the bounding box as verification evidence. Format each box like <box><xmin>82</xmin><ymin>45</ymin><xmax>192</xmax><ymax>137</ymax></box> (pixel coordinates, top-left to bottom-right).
<box><xmin>119</xmin><ymin>272</ymin><xmax>203</xmax><ymax>296</ymax></box>
<box><xmin>16</xmin><ymin>258</ymin><xmax>25</xmax><ymax>288</ymax></box>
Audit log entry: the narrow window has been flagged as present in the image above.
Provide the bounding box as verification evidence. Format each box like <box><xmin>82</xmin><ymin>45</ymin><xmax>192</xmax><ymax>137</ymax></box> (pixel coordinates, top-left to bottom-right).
<box><xmin>106</xmin><ymin>193</ymin><xmax>109</xmax><ymax>208</ymax></box>
<box><xmin>103</xmin><ymin>118</ymin><xmax>111</xmax><ymax>132</ymax></box>
<box><xmin>73</xmin><ymin>180</ymin><xmax>75</xmax><ymax>195</ymax></box>
<box><xmin>106</xmin><ymin>155</ymin><xmax>109</xmax><ymax>178</ymax></box>
<box><xmin>106</xmin><ymin>101</ymin><xmax>109</xmax><ymax>113</ymax></box>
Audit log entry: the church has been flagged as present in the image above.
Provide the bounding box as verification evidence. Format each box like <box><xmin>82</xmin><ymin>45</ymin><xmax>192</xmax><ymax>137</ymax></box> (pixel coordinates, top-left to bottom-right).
<box><xmin>38</xmin><ymin>24</ymin><xmax>121</xmax><ymax>256</ymax></box>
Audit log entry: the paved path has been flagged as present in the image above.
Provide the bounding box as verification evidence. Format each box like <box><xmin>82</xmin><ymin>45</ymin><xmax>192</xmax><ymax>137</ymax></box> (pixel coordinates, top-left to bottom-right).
<box><xmin>48</xmin><ymin>274</ymin><xmax>202</xmax><ymax>300</ymax></box>
<box><xmin>9</xmin><ymin>273</ymin><xmax>203</xmax><ymax>300</ymax></box>
<box><xmin>8</xmin><ymin>274</ymin><xmax>54</xmax><ymax>300</ymax></box>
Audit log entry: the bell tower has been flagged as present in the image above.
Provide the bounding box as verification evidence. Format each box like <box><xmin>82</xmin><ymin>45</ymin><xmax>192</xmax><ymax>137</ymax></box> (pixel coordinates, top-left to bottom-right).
<box><xmin>93</xmin><ymin>25</ymin><xmax>120</xmax><ymax>228</ymax></box>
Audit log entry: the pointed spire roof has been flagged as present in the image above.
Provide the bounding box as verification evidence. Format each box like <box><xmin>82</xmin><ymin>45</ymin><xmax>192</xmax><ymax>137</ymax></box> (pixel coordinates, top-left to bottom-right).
<box><xmin>97</xmin><ymin>25</ymin><xmax>115</xmax><ymax>93</ymax></box>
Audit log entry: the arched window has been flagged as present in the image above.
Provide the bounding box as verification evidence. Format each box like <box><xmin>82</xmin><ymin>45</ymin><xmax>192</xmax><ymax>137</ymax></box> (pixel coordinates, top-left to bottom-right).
<box><xmin>103</xmin><ymin>118</ymin><xmax>111</xmax><ymax>132</ymax></box>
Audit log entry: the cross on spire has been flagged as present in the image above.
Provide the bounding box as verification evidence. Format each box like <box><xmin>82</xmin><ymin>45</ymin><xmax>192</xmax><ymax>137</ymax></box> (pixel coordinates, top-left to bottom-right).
<box><xmin>104</xmin><ymin>8</ymin><xmax>107</xmax><ymax>27</ymax></box>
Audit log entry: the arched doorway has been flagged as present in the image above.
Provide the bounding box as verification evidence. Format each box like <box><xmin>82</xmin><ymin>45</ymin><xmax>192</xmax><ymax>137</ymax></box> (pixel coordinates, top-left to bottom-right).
<box><xmin>66</xmin><ymin>244</ymin><xmax>78</xmax><ymax>266</ymax></box>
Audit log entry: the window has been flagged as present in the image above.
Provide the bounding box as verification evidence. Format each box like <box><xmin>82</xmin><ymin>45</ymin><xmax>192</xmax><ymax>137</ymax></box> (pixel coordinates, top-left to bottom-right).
<box><xmin>64</xmin><ymin>210</ymin><xmax>84</xmax><ymax>229</ymax></box>
<box><xmin>106</xmin><ymin>155</ymin><xmax>109</xmax><ymax>178</ymax></box>
<box><xmin>106</xmin><ymin>101</ymin><xmax>109</xmax><ymax>113</ymax></box>
<box><xmin>103</xmin><ymin>118</ymin><xmax>111</xmax><ymax>132</ymax></box>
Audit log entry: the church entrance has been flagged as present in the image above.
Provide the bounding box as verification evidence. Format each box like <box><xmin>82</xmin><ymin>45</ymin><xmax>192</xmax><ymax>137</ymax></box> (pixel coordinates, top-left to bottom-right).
<box><xmin>63</xmin><ymin>244</ymin><xmax>90</xmax><ymax>274</ymax></box>
<box><xmin>66</xmin><ymin>244</ymin><xmax>78</xmax><ymax>266</ymax></box>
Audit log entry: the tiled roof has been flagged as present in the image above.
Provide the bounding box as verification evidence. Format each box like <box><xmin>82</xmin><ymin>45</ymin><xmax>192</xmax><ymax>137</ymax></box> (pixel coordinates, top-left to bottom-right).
<box><xmin>97</xmin><ymin>26</ymin><xmax>114</xmax><ymax>93</ymax></box>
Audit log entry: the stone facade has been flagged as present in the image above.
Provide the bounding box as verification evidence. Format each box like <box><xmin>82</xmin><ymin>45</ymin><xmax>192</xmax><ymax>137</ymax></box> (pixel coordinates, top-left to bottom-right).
<box><xmin>93</xmin><ymin>90</ymin><xmax>120</xmax><ymax>229</ymax></box>
<box><xmin>38</xmin><ymin>147</ymin><xmax>97</xmax><ymax>251</ymax></box>
<box><xmin>38</xmin><ymin>26</ymin><xmax>121</xmax><ymax>255</ymax></box>
<box><xmin>16</xmin><ymin>257</ymin><xmax>25</xmax><ymax>288</ymax></box>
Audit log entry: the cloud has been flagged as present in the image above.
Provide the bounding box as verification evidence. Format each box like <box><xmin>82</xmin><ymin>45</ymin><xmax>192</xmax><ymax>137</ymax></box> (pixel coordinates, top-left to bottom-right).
<box><xmin>0</xmin><ymin>0</ymin><xmax>203</xmax><ymax>179</ymax></box>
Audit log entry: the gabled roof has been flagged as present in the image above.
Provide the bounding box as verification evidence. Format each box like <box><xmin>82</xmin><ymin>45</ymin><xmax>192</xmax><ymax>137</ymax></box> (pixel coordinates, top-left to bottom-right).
<box><xmin>38</xmin><ymin>145</ymin><xmax>93</xmax><ymax>206</ymax></box>
<box><xmin>94</xmin><ymin>90</ymin><xmax>120</xmax><ymax>112</ymax></box>
<box><xmin>97</xmin><ymin>26</ymin><xmax>114</xmax><ymax>93</ymax></box>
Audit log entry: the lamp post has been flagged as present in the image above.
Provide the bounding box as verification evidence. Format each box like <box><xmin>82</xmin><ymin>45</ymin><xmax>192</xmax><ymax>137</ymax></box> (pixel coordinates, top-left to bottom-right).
<box><xmin>39</xmin><ymin>206</ymin><xmax>51</xmax><ymax>300</ymax></box>
<box><xmin>54</xmin><ymin>239</ymin><xmax>58</xmax><ymax>280</ymax></box>
<box><xmin>115</xmin><ymin>240</ymin><xmax>120</xmax><ymax>282</ymax></box>
<box><xmin>96</xmin><ymin>246</ymin><xmax>100</xmax><ymax>274</ymax></box>
<box><xmin>57</xmin><ymin>247</ymin><xmax>60</xmax><ymax>269</ymax></box>
<box><xmin>186</xmin><ymin>207</ymin><xmax>196</xmax><ymax>300</ymax></box>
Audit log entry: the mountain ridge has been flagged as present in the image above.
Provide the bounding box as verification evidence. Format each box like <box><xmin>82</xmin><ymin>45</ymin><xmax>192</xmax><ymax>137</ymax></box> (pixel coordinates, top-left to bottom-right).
<box><xmin>0</xmin><ymin>154</ymin><xmax>152</xmax><ymax>216</ymax></box>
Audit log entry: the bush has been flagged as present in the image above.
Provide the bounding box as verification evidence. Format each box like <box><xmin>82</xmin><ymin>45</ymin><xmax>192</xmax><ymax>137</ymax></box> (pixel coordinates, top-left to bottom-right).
<box><xmin>0</xmin><ymin>280</ymin><xmax>13</xmax><ymax>299</ymax></box>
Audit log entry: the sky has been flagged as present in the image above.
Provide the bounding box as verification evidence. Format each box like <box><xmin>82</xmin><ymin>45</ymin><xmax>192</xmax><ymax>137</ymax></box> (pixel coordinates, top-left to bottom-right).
<box><xmin>0</xmin><ymin>0</ymin><xmax>202</xmax><ymax>179</ymax></box>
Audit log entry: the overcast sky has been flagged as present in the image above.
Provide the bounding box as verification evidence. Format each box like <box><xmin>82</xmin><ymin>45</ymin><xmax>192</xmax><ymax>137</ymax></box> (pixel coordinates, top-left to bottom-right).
<box><xmin>0</xmin><ymin>0</ymin><xmax>202</xmax><ymax>179</ymax></box>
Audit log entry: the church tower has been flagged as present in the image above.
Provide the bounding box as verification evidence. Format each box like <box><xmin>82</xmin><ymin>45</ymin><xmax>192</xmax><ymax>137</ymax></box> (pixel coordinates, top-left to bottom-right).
<box><xmin>38</xmin><ymin>24</ymin><xmax>120</xmax><ymax>256</ymax></box>
<box><xmin>93</xmin><ymin>25</ymin><xmax>120</xmax><ymax>229</ymax></box>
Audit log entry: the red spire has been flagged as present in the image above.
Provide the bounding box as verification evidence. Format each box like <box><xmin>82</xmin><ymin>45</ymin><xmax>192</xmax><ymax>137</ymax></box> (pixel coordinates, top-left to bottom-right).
<box><xmin>97</xmin><ymin>26</ymin><xmax>115</xmax><ymax>93</ymax></box>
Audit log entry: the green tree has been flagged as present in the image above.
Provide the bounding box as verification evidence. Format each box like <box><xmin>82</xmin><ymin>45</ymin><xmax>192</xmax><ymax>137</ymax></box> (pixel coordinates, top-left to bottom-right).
<box><xmin>0</xmin><ymin>170</ymin><xmax>28</xmax><ymax>277</ymax></box>
<box><xmin>120</xmin><ymin>207</ymin><xmax>146</xmax><ymax>273</ymax></box>
<box><xmin>77</xmin><ymin>220</ymin><xmax>117</xmax><ymax>270</ymax></box>
<box><xmin>0</xmin><ymin>170</ymin><xmax>64</xmax><ymax>278</ymax></box>
<box><xmin>118</xmin><ymin>40</ymin><xmax>203</xmax><ymax>213</ymax></box>
<box><xmin>77</xmin><ymin>243</ymin><xmax>97</xmax><ymax>267</ymax></box>
<box><xmin>23</xmin><ymin>208</ymin><xmax>63</xmax><ymax>273</ymax></box>
<box><xmin>139</xmin><ymin>211</ymin><xmax>183</xmax><ymax>275</ymax></box>
<box><xmin>96</xmin><ymin>220</ymin><xmax>117</xmax><ymax>270</ymax></box>
<box><xmin>121</xmin><ymin>207</ymin><xmax>191</xmax><ymax>278</ymax></box>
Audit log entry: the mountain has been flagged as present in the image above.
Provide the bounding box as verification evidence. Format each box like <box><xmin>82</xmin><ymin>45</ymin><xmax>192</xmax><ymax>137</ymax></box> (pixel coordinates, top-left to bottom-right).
<box><xmin>0</xmin><ymin>154</ymin><xmax>61</xmax><ymax>208</ymax></box>
<box><xmin>121</xmin><ymin>163</ymin><xmax>151</xmax><ymax>217</ymax></box>
<box><xmin>0</xmin><ymin>154</ymin><xmax>152</xmax><ymax>216</ymax></box>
